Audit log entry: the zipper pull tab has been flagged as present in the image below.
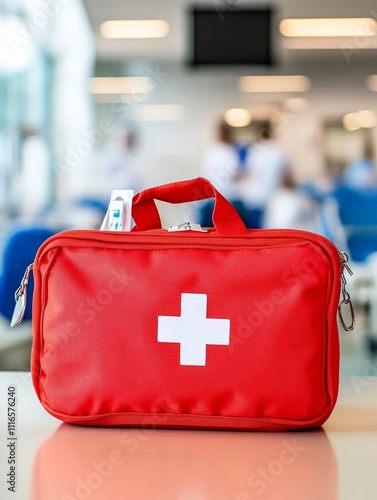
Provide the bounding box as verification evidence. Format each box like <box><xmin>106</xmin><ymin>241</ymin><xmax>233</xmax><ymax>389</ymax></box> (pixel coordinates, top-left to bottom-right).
<box><xmin>168</xmin><ymin>222</ymin><xmax>208</xmax><ymax>233</ymax></box>
<box><xmin>10</xmin><ymin>264</ymin><xmax>33</xmax><ymax>328</ymax></box>
<box><xmin>338</xmin><ymin>252</ymin><xmax>355</xmax><ymax>332</ymax></box>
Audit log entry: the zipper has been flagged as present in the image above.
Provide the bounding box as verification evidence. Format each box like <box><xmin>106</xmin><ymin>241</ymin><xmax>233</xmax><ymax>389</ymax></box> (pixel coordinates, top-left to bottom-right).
<box><xmin>168</xmin><ymin>222</ymin><xmax>208</xmax><ymax>233</ymax></box>
<box><xmin>338</xmin><ymin>252</ymin><xmax>355</xmax><ymax>331</ymax></box>
<box><xmin>10</xmin><ymin>263</ymin><xmax>33</xmax><ymax>327</ymax></box>
<box><xmin>12</xmin><ymin>232</ymin><xmax>354</xmax><ymax>331</ymax></box>
<box><xmin>33</xmin><ymin>227</ymin><xmax>342</xmax><ymax>253</ymax></box>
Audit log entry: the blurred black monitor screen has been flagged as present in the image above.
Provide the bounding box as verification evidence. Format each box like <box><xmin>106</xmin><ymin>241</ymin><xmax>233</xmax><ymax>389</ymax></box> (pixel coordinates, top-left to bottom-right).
<box><xmin>190</xmin><ymin>7</ymin><xmax>273</xmax><ymax>66</ymax></box>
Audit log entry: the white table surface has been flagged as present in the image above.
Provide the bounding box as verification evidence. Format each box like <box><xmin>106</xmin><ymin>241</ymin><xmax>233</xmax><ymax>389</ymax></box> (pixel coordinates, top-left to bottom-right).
<box><xmin>0</xmin><ymin>372</ymin><xmax>376</xmax><ymax>500</ymax></box>
<box><xmin>0</xmin><ymin>318</ymin><xmax>32</xmax><ymax>351</ymax></box>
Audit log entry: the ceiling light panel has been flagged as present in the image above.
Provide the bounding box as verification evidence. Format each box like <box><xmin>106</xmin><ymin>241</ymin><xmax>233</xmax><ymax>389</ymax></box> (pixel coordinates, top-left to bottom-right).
<box><xmin>90</xmin><ymin>77</ymin><xmax>152</xmax><ymax>94</ymax></box>
<box><xmin>366</xmin><ymin>75</ymin><xmax>377</xmax><ymax>91</ymax></box>
<box><xmin>280</xmin><ymin>18</ymin><xmax>377</xmax><ymax>38</ymax></box>
<box><xmin>101</xmin><ymin>20</ymin><xmax>169</xmax><ymax>39</ymax></box>
<box><xmin>239</xmin><ymin>76</ymin><xmax>310</xmax><ymax>93</ymax></box>
<box><xmin>224</xmin><ymin>108</ymin><xmax>252</xmax><ymax>127</ymax></box>
<box><xmin>135</xmin><ymin>105</ymin><xmax>184</xmax><ymax>121</ymax></box>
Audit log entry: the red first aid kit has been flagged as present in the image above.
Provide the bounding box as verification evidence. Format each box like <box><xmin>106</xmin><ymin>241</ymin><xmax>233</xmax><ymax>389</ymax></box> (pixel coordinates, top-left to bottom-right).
<box><xmin>23</xmin><ymin>177</ymin><xmax>352</xmax><ymax>430</ymax></box>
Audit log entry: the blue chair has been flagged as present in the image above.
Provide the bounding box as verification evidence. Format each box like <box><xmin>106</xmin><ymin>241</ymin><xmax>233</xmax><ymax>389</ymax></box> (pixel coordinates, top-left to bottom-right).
<box><xmin>0</xmin><ymin>226</ymin><xmax>55</xmax><ymax>321</ymax></box>
<box><xmin>198</xmin><ymin>199</ymin><xmax>262</xmax><ymax>229</ymax></box>
<box><xmin>333</xmin><ymin>187</ymin><xmax>377</xmax><ymax>263</ymax></box>
<box><xmin>75</xmin><ymin>198</ymin><xmax>108</xmax><ymax>217</ymax></box>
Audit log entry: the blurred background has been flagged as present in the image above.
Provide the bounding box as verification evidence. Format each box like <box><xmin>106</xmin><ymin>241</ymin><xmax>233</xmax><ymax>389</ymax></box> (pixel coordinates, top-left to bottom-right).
<box><xmin>1</xmin><ymin>0</ymin><xmax>377</xmax><ymax>375</ymax></box>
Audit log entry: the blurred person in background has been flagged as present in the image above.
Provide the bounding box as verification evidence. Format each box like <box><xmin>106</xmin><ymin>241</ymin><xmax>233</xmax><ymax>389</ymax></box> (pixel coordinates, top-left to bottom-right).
<box><xmin>343</xmin><ymin>144</ymin><xmax>377</xmax><ymax>188</ymax></box>
<box><xmin>104</xmin><ymin>129</ymin><xmax>141</xmax><ymax>192</ymax></box>
<box><xmin>238</xmin><ymin>125</ymin><xmax>290</xmax><ymax>228</ymax></box>
<box><xmin>264</xmin><ymin>170</ymin><xmax>320</xmax><ymax>232</ymax></box>
<box><xmin>202</xmin><ymin>121</ymin><xmax>243</xmax><ymax>201</ymax></box>
<box><xmin>86</xmin><ymin>128</ymin><xmax>142</xmax><ymax>198</ymax></box>
<box><xmin>41</xmin><ymin>128</ymin><xmax>143</xmax><ymax>230</ymax></box>
<box><xmin>11</xmin><ymin>128</ymin><xmax>51</xmax><ymax>217</ymax></box>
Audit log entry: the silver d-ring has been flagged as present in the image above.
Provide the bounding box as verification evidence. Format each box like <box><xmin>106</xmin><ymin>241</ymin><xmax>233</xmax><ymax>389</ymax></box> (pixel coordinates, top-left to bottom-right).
<box><xmin>338</xmin><ymin>299</ymin><xmax>355</xmax><ymax>332</ymax></box>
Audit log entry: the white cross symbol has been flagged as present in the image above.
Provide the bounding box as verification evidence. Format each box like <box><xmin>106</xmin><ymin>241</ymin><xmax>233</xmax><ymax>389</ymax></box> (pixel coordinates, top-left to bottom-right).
<box><xmin>158</xmin><ymin>293</ymin><xmax>230</xmax><ymax>366</ymax></box>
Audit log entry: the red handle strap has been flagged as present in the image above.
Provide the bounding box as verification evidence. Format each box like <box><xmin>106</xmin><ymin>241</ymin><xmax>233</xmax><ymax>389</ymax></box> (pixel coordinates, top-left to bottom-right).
<box><xmin>132</xmin><ymin>177</ymin><xmax>247</xmax><ymax>236</ymax></box>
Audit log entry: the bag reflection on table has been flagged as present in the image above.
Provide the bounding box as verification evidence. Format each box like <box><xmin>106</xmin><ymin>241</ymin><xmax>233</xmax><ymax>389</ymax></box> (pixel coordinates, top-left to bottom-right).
<box><xmin>32</xmin><ymin>425</ymin><xmax>338</xmax><ymax>500</ymax></box>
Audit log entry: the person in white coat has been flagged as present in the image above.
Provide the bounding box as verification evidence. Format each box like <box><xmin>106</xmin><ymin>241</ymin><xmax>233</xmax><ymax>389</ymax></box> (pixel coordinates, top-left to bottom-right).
<box><xmin>202</xmin><ymin>121</ymin><xmax>243</xmax><ymax>201</ymax></box>
<box><xmin>264</xmin><ymin>170</ymin><xmax>320</xmax><ymax>232</ymax></box>
<box><xmin>238</xmin><ymin>126</ymin><xmax>289</xmax><ymax>211</ymax></box>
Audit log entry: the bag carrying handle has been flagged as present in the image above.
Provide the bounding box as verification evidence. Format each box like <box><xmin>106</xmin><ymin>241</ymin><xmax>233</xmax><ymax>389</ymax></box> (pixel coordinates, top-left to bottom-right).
<box><xmin>132</xmin><ymin>177</ymin><xmax>247</xmax><ymax>236</ymax></box>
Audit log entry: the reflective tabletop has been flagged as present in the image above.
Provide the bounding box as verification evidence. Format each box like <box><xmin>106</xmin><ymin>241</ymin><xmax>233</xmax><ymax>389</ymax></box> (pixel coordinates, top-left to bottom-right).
<box><xmin>0</xmin><ymin>372</ymin><xmax>376</xmax><ymax>500</ymax></box>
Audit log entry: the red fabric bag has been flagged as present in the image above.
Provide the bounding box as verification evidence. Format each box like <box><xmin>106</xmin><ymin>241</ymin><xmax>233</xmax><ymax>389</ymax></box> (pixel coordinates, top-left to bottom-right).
<box><xmin>29</xmin><ymin>177</ymin><xmax>348</xmax><ymax>430</ymax></box>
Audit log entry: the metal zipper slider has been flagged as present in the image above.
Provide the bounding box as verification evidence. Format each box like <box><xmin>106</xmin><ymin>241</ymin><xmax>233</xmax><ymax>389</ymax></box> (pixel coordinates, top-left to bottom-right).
<box><xmin>10</xmin><ymin>264</ymin><xmax>33</xmax><ymax>328</ymax></box>
<box><xmin>338</xmin><ymin>252</ymin><xmax>355</xmax><ymax>332</ymax></box>
<box><xmin>168</xmin><ymin>222</ymin><xmax>208</xmax><ymax>233</ymax></box>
